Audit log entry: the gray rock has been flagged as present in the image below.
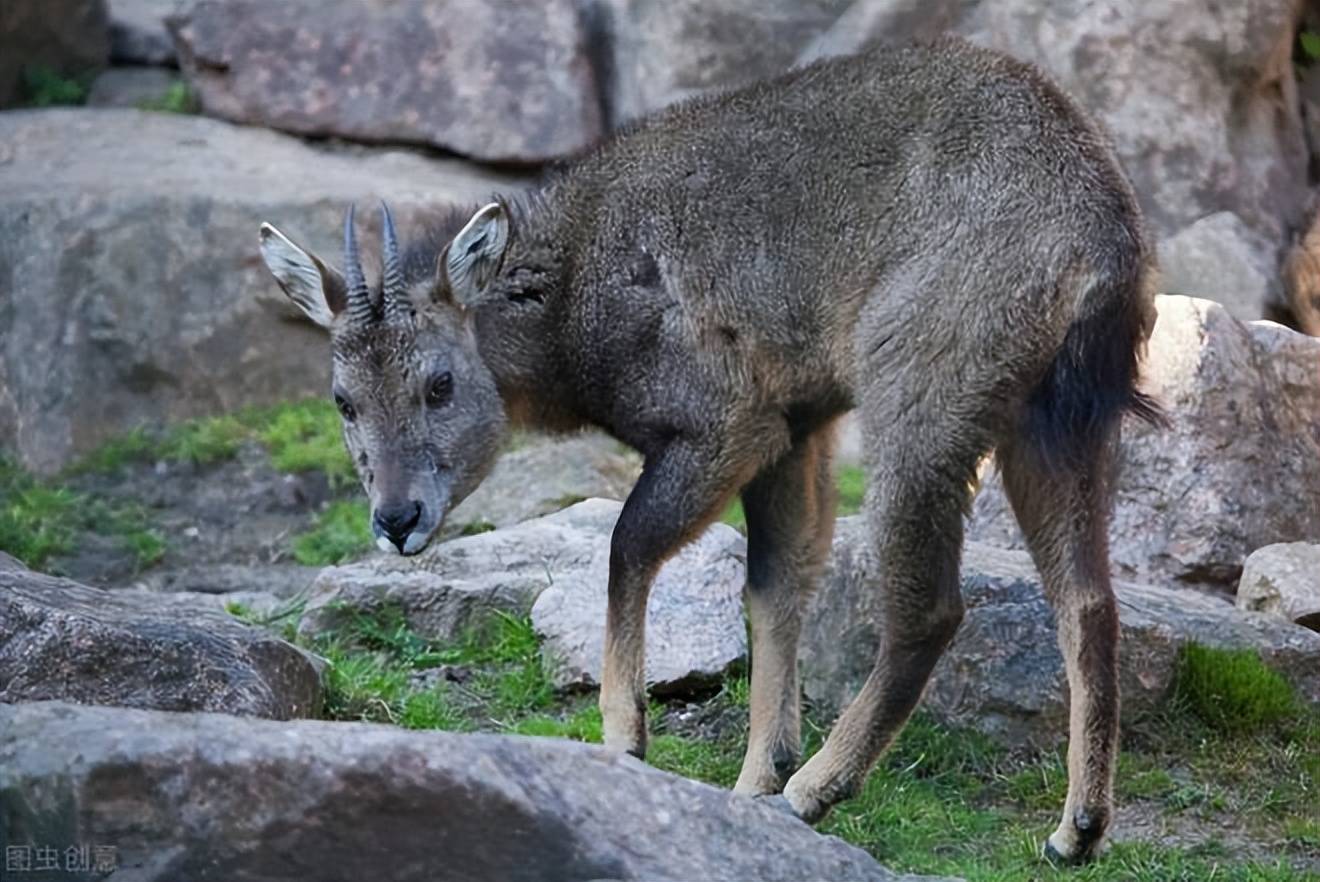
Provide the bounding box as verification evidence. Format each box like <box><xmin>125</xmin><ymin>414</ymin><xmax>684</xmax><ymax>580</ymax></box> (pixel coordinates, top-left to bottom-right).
<box><xmin>442</xmin><ymin>432</ymin><xmax>641</xmax><ymax>538</ymax></box>
<box><xmin>108</xmin><ymin>0</ymin><xmax>181</xmax><ymax>65</ymax></box>
<box><xmin>1158</xmin><ymin>212</ymin><xmax>1281</xmax><ymax>322</ymax></box>
<box><xmin>132</xmin><ymin>562</ymin><xmax>319</xmax><ymax>598</ymax></box>
<box><xmin>798</xmin><ymin>0</ymin><xmax>1309</xmax><ymax>319</ymax></box>
<box><xmin>1238</xmin><ymin>543</ymin><xmax>1320</xmax><ymax>632</ymax></box>
<box><xmin>302</xmin><ymin>499</ymin><xmax>748</xmax><ymax>695</ymax></box>
<box><xmin>0</xmin><ymin>109</ymin><xmax>527</xmax><ymax>474</ymax></box>
<box><xmin>0</xmin><ymin>553</ymin><xmax>321</xmax><ymax>718</ymax></box>
<box><xmin>969</xmin><ymin>295</ymin><xmax>1320</xmax><ymax>592</ymax></box>
<box><xmin>0</xmin><ymin>0</ymin><xmax>109</xmax><ymax>108</ymax></box>
<box><xmin>530</xmin><ymin>500</ymin><xmax>747</xmax><ymax>694</ymax></box>
<box><xmin>171</xmin><ymin>0</ymin><xmax>604</xmax><ymax>163</ymax></box>
<box><xmin>86</xmin><ymin>65</ymin><xmax>181</xmax><ymax>107</ymax></box>
<box><xmin>0</xmin><ymin>701</ymin><xmax>950</xmax><ymax>882</ymax></box>
<box><xmin>586</xmin><ymin>0</ymin><xmax>850</xmax><ymax>127</ymax></box>
<box><xmin>800</xmin><ymin>525</ymin><xmax>1320</xmax><ymax>745</ymax></box>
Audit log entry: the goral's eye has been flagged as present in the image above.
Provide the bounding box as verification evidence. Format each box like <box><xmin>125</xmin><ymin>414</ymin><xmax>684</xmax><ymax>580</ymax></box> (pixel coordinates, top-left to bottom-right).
<box><xmin>426</xmin><ymin>372</ymin><xmax>453</xmax><ymax>408</ymax></box>
<box><xmin>334</xmin><ymin>392</ymin><xmax>356</xmax><ymax>423</ymax></box>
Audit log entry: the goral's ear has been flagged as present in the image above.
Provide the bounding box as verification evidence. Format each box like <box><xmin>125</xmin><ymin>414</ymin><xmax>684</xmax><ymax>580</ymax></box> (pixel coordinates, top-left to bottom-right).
<box><xmin>439</xmin><ymin>203</ymin><xmax>510</xmax><ymax>308</ymax></box>
<box><xmin>259</xmin><ymin>223</ymin><xmax>348</xmax><ymax>328</ymax></box>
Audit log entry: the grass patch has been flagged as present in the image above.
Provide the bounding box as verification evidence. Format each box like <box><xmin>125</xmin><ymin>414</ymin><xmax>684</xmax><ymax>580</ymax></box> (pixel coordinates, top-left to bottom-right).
<box><xmin>73</xmin><ymin>398</ymin><xmax>353</xmax><ymax>482</ymax></box>
<box><xmin>21</xmin><ymin>66</ymin><xmax>89</xmax><ymax>106</ymax></box>
<box><xmin>291</xmin><ymin>500</ymin><xmax>373</xmax><ymax>566</ymax></box>
<box><xmin>312</xmin><ymin>606</ymin><xmax>556</xmax><ymax>731</ymax></box>
<box><xmin>0</xmin><ymin>457</ymin><xmax>163</xmax><ymax>571</ymax></box>
<box><xmin>137</xmin><ymin>81</ymin><xmax>197</xmax><ymax>114</ymax></box>
<box><xmin>1173</xmin><ymin>643</ymin><xmax>1298</xmax><ymax>736</ymax></box>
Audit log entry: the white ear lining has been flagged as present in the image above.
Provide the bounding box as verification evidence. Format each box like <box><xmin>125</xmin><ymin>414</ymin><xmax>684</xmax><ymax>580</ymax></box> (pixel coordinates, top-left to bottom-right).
<box><xmin>259</xmin><ymin>223</ymin><xmax>337</xmax><ymax>327</ymax></box>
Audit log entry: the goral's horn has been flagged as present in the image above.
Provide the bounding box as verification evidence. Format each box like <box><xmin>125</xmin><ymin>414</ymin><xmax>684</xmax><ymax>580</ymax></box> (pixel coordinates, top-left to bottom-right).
<box><xmin>343</xmin><ymin>204</ymin><xmax>375</xmax><ymax>324</ymax></box>
<box><xmin>379</xmin><ymin>201</ymin><xmax>409</xmax><ymax>323</ymax></box>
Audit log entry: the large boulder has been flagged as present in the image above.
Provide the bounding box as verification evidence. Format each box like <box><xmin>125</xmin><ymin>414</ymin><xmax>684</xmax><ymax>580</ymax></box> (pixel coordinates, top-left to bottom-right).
<box><xmin>584</xmin><ymin>0</ymin><xmax>851</xmax><ymax>126</ymax></box>
<box><xmin>0</xmin><ymin>554</ymin><xmax>321</xmax><ymax>718</ymax></box>
<box><xmin>301</xmin><ymin>499</ymin><xmax>747</xmax><ymax>695</ymax></box>
<box><xmin>800</xmin><ymin>526</ymin><xmax>1320</xmax><ymax>745</ymax></box>
<box><xmin>0</xmin><ymin>109</ymin><xmax>527</xmax><ymax>474</ymax></box>
<box><xmin>441</xmin><ymin>432</ymin><xmax>641</xmax><ymax>539</ymax></box>
<box><xmin>969</xmin><ymin>295</ymin><xmax>1320</xmax><ymax>592</ymax></box>
<box><xmin>170</xmin><ymin>0</ymin><xmax>604</xmax><ymax>163</ymax></box>
<box><xmin>0</xmin><ymin>0</ymin><xmax>110</xmax><ymax>108</ymax></box>
<box><xmin>1238</xmin><ymin>542</ymin><xmax>1320</xmax><ymax>632</ymax></box>
<box><xmin>0</xmin><ymin>702</ymin><xmax>950</xmax><ymax>882</ymax></box>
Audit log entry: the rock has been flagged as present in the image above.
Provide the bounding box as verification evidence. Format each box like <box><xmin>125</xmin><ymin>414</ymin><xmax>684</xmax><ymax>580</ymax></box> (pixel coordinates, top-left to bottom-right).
<box><xmin>798</xmin><ymin>0</ymin><xmax>1309</xmax><ymax>319</ymax></box>
<box><xmin>170</xmin><ymin>0</ymin><xmax>603</xmax><ymax>163</ymax></box>
<box><xmin>132</xmin><ymin>562</ymin><xmax>319</xmax><ymax>598</ymax></box>
<box><xmin>442</xmin><ymin>433</ymin><xmax>641</xmax><ymax>538</ymax></box>
<box><xmin>108</xmin><ymin>0</ymin><xmax>181</xmax><ymax>65</ymax></box>
<box><xmin>0</xmin><ymin>109</ymin><xmax>527</xmax><ymax>474</ymax></box>
<box><xmin>1238</xmin><ymin>543</ymin><xmax>1320</xmax><ymax>632</ymax></box>
<box><xmin>1158</xmin><ymin>212</ymin><xmax>1281</xmax><ymax>323</ymax></box>
<box><xmin>86</xmin><ymin>65</ymin><xmax>182</xmax><ymax>107</ymax></box>
<box><xmin>969</xmin><ymin>295</ymin><xmax>1320</xmax><ymax>592</ymax></box>
<box><xmin>585</xmin><ymin>0</ymin><xmax>851</xmax><ymax>126</ymax></box>
<box><xmin>302</xmin><ymin>499</ymin><xmax>747</xmax><ymax>695</ymax></box>
<box><xmin>0</xmin><ymin>702</ymin><xmax>950</xmax><ymax>882</ymax></box>
<box><xmin>800</xmin><ymin>525</ymin><xmax>1320</xmax><ymax>745</ymax></box>
<box><xmin>0</xmin><ymin>0</ymin><xmax>110</xmax><ymax>108</ymax></box>
<box><xmin>0</xmin><ymin>553</ymin><xmax>321</xmax><ymax>718</ymax></box>
<box><xmin>530</xmin><ymin>500</ymin><xmax>747</xmax><ymax>694</ymax></box>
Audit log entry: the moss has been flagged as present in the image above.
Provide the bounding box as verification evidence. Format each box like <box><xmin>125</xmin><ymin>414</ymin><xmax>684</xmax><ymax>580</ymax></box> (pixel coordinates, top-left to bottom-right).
<box><xmin>21</xmin><ymin>66</ymin><xmax>90</xmax><ymax>107</ymax></box>
<box><xmin>1173</xmin><ymin>643</ymin><xmax>1298</xmax><ymax>736</ymax></box>
<box><xmin>291</xmin><ymin>500</ymin><xmax>374</xmax><ymax>566</ymax></box>
<box><xmin>136</xmin><ymin>81</ymin><xmax>197</xmax><ymax>114</ymax></box>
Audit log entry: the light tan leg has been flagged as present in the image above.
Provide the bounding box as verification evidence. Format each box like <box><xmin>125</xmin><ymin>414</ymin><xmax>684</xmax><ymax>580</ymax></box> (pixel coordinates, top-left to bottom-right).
<box><xmin>782</xmin><ymin>400</ymin><xmax>984</xmax><ymax>822</ymax></box>
<box><xmin>734</xmin><ymin>425</ymin><xmax>838</xmax><ymax>795</ymax></box>
<box><xmin>998</xmin><ymin>433</ymin><xmax>1121</xmax><ymax>864</ymax></box>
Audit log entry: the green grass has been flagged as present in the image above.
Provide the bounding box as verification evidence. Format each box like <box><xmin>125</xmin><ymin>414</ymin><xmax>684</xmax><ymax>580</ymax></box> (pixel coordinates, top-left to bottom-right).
<box><xmin>0</xmin><ymin>457</ymin><xmax>164</xmax><ymax>571</ymax></box>
<box><xmin>21</xmin><ymin>66</ymin><xmax>89</xmax><ymax>107</ymax></box>
<box><xmin>137</xmin><ymin>81</ymin><xmax>197</xmax><ymax>114</ymax></box>
<box><xmin>72</xmin><ymin>399</ymin><xmax>353</xmax><ymax>480</ymax></box>
<box><xmin>291</xmin><ymin>500</ymin><xmax>374</xmax><ymax>566</ymax></box>
<box><xmin>309</xmin><ymin>606</ymin><xmax>557</xmax><ymax>731</ymax></box>
<box><xmin>720</xmin><ymin>464</ymin><xmax>866</xmax><ymax>531</ymax></box>
<box><xmin>1173</xmin><ymin>644</ymin><xmax>1299</xmax><ymax>736</ymax></box>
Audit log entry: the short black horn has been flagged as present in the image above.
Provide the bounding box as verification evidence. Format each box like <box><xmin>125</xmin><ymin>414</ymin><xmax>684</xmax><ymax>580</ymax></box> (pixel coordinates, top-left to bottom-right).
<box><xmin>379</xmin><ymin>201</ymin><xmax>409</xmax><ymax>322</ymax></box>
<box><xmin>343</xmin><ymin>204</ymin><xmax>375</xmax><ymax>324</ymax></box>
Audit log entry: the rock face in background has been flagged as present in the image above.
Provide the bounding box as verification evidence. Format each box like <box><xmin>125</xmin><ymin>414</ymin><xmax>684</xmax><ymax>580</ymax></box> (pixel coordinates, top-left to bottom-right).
<box><xmin>170</xmin><ymin>0</ymin><xmax>604</xmax><ymax>164</ymax></box>
<box><xmin>798</xmin><ymin>0</ymin><xmax>1309</xmax><ymax>319</ymax></box>
<box><xmin>969</xmin><ymin>296</ymin><xmax>1320</xmax><ymax>592</ymax></box>
<box><xmin>800</xmin><ymin>526</ymin><xmax>1320</xmax><ymax>745</ymax></box>
<box><xmin>0</xmin><ymin>0</ymin><xmax>110</xmax><ymax>108</ymax></box>
<box><xmin>0</xmin><ymin>109</ymin><xmax>527</xmax><ymax>474</ymax></box>
<box><xmin>0</xmin><ymin>553</ymin><xmax>321</xmax><ymax>718</ymax></box>
<box><xmin>86</xmin><ymin>65</ymin><xmax>181</xmax><ymax>107</ymax></box>
<box><xmin>302</xmin><ymin>499</ymin><xmax>747</xmax><ymax>695</ymax></box>
<box><xmin>1238</xmin><ymin>542</ymin><xmax>1320</xmax><ymax>631</ymax></box>
<box><xmin>1159</xmin><ymin>213</ymin><xmax>1283</xmax><ymax>322</ymax></box>
<box><xmin>0</xmin><ymin>702</ymin><xmax>948</xmax><ymax>882</ymax></box>
<box><xmin>584</xmin><ymin>0</ymin><xmax>851</xmax><ymax>126</ymax></box>
<box><xmin>107</xmin><ymin>0</ymin><xmax>180</xmax><ymax>66</ymax></box>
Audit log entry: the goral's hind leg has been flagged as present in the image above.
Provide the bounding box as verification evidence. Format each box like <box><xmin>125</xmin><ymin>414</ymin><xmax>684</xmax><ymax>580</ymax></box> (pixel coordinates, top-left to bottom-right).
<box><xmin>998</xmin><ymin>432</ymin><xmax>1121</xmax><ymax>864</ymax></box>
<box><xmin>734</xmin><ymin>423</ymin><xmax>838</xmax><ymax>796</ymax></box>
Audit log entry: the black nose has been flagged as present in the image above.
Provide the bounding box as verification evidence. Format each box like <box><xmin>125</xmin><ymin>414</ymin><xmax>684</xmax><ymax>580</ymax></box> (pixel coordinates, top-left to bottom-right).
<box><xmin>374</xmin><ymin>500</ymin><xmax>422</xmax><ymax>549</ymax></box>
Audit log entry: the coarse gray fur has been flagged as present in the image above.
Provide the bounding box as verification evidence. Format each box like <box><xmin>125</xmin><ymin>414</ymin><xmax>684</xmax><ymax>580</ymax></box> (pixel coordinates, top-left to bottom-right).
<box><xmin>259</xmin><ymin>37</ymin><xmax>1159</xmax><ymax>864</ymax></box>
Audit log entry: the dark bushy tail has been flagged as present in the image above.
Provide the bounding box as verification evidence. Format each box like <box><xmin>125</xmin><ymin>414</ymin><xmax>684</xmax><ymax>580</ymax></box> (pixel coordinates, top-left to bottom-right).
<box><xmin>1022</xmin><ymin>263</ymin><xmax>1164</xmax><ymax>472</ymax></box>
